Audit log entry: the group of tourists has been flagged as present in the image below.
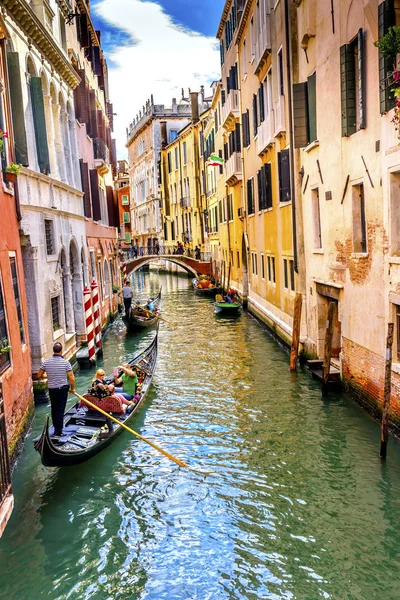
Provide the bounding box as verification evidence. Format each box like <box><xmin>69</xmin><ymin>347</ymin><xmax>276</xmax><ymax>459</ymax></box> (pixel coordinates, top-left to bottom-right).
<box><xmin>130</xmin><ymin>239</ymin><xmax>160</xmax><ymax>258</ymax></box>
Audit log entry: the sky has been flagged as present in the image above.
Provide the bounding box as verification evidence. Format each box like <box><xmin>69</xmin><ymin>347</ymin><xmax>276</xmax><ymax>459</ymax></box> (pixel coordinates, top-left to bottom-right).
<box><xmin>90</xmin><ymin>0</ymin><xmax>226</xmax><ymax>158</ymax></box>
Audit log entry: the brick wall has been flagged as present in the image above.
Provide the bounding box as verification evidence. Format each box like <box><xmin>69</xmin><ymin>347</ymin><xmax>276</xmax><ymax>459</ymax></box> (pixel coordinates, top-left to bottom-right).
<box><xmin>342</xmin><ymin>337</ymin><xmax>400</xmax><ymax>433</ymax></box>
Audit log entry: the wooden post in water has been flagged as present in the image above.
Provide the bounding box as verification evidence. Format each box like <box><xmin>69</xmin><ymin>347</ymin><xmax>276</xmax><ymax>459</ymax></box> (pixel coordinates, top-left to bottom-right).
<box><xmin>380</xmin><ymin>322</ymin><xmax>394</xmax><ymax>460</ymax></box>
<box><xmin>290</xmin><ymin>293</ymin><xmax>303</xmax><ymax>371</ymax></box>
<box><xmin>322</xmin><ymin>302</ymin><xmax>336</xmax><ymax>394</ymax></box>
<box><xmin>227</xmin><ymin>263</ymin><xmax>231</xmax><ymax>291</ymax></box>
<box><xmin>222</xmin><ymin>261</ymin><xmax>226</xmax><ymax>293</ymax></box>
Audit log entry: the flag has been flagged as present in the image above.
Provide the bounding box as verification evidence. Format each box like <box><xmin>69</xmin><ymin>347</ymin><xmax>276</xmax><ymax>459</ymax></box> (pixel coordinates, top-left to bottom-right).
<box><xmin>207</xmin><ymin>154</ymin><xmax>224</xmax><ymax>167</ymax></box>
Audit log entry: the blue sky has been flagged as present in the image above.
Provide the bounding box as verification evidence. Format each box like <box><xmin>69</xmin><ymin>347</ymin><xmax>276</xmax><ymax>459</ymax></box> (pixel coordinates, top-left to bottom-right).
<box><xmin>91</xmin><ymin>0</ymin><xmax>225</xmax><ymax>157</ymax></box>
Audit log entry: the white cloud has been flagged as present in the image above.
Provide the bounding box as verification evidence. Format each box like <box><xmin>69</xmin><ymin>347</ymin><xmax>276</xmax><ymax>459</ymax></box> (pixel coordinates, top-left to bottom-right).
<box><xmin>94</xmin><ymin>0</ymin><xmax>221</xmax><ymax>158</ymax></box>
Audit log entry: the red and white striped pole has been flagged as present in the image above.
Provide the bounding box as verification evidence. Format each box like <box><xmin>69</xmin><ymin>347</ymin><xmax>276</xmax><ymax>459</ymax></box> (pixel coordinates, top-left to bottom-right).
<box><xmin>121</xmin><ymin>262</ymin><xmax>127</xmax><ymax>284</ymax></box>
<box><xmin>84</xmin><ymin>286</ymin><xmax>96</xmax><ymax>364</ymax></box>
<box><xmin>91</xmin><ymin>280</ymin><xmax>102</xmax><ymax>348</ymax></box>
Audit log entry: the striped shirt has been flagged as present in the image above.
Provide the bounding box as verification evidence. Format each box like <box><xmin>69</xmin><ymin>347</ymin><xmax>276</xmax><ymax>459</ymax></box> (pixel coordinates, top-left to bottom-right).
<box><xmin>40</xmin><ymin>355</ymin><xmax>72</xmax><ymax>389</ymax></box>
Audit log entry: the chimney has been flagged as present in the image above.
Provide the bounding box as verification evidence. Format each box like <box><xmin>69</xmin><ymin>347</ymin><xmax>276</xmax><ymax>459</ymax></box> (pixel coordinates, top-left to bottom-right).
<box><xmin>172</xmin><ymin>97</ymin><xmax>177</xmax><ymax>113</ymax></box>
<box><xmin>190</xmin><ymin>91</ymin><xmax>199</xmax><ymax>123</ymax></box>
<box><xmin>160</xmin><ymin>121</ymin><xmax>168</xmax><ymax>148</ymax></box>
<box><xmin>200</xmin><ymin>85</ymin><xmax>205</xmax><ymax>103</ymax></box>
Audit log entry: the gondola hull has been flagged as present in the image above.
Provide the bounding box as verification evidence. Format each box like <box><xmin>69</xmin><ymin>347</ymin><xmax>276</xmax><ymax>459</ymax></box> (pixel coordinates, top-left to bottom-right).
<box><xmin>124</xmin><ymin>288</ymin><xmax>161</xmax><ymax>331</ymax></box>
<box><xmin>215</xmin><ymin>302</ymin><xmax>241</xmax><ymax>315</ymax></box>
<box><xmin>34</xmin><ymin>333</ymin><xmax>158</xmax><ymax>467</ymax></box>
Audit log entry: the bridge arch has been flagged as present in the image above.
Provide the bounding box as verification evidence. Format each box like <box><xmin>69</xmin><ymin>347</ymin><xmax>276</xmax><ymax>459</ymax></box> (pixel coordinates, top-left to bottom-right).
<box><xmin>125</xmin><ymin>255</ymin><xmax>207</xmax><ymax>278</ymax></box>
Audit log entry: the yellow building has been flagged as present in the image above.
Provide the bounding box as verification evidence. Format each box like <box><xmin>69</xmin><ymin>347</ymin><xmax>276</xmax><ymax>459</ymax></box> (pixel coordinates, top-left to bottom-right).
<box><xmin>159</xmin><ymin>93</ymin><xmax>210</xmax><ymax>254</ymax></box>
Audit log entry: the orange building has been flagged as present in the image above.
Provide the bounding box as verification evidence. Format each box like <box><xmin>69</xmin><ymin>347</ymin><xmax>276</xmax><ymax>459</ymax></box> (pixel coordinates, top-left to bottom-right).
<box><xmin>0</xmin><ymin>15</ymin><xmax>33</xmax><ymax>535</ymax></box>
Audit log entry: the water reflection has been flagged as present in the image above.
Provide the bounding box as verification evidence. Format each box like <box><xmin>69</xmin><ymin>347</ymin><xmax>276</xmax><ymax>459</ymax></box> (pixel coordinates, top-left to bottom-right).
<box><xmin>1</xmin><ymin>271</ymin><xmax>400</xmax><ymax>599</ymax></box>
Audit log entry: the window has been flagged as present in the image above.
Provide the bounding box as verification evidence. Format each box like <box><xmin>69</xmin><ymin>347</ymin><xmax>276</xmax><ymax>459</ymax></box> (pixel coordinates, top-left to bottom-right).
<box><xmin>283</xmin><ymin>258</ymin><xmax>288</xmax><ymax>289</ymax></box>
<box><xmin>390</xmin><ymin>171</ymin><xmax>400</xmax><ymax>255</ymax></box>
<box><xmin>167</xmin><ymin>152</ymin><xmax>172</xmax><ymax>173</ymax></box>
<box><xmin>183</xmin><ymin>142</ymin><xmax>187</xmax><ymax>165</ymax></box>
<box><xmin>289</xmin><ymin>259</ymin><xmax>295</xmax><ymax>292</ymax></box>
<box><xmin>170</xmin><ymin>130</ymin><xmax>178</xmax><ymax>142</ymax></box>
<box><xmin>220</xmin><ymin>40</ymin><xmax>225</xmax><ymax>66</ymax></box>
<box><xmin>242</xmin><ymin>40</ymin><xmax>247</xmax><ymax>78</ymax></box>
<box><xmin>174</xmin><ymin>147</ymin><xmax>179</xmax><ymax>169</ymax></box>
<box><xmin>51</xmin><ymin>296</ymin><xmax>61</xmax><ymax>332</ymax></box>
<box><xmin>98</xmin><ymin>262</ymin><xmax>104</xmax><ymax>300</ymax></box>
<box><xmin>10</xmin><ymin>257</ymin><xmax>24</xmax><ymax>343</ymax></box>
<box><xmin>242</xmin><ymin>110</ymin><xmax>251</xmax><ymax>147</ymax></box>
<box><xmin>253</xmin><ymin>93</ymin><xmax>258</xmax><ymax>137</ymax></box>
<box><xmin>257</xmin><ymin>164</ymin><xmax>273</xmax><ymax>210</ymax></box>
<box><xmin>252</xmin><ymin>252</ymin><xmax>258</xmax><ymax>275</ymax></box>
<box><xmin>293</xmin><ymin>72</ymin><xmax>317</xmax><ymax>147</ymax></box>
<box><xmin>237</xmin><ymin>251</ymin><xmax>240</xmax><ymax>268</ymax></box>
<box><xmin>278</xmin><ymin>150</ymin><xmax>291</xmax><ymax>202</ymax></box>
<box><xmin>261</xmin><ymin>254</ymin><xmax>265</xmax><ymax>279</ymax></box>
<box><xmin>312</xmin><ymin>188</ymin><xmax>322</xmax><ymax>249</ymax></box>
<box><xmin>340</xmin><ymin>30</ymin><xmax>365</xmax><ymax>136</ymax></box>
<box><xmin>44</xmin><ymin>219</ymin><xmax>55</xmax><ymax>255</ymax></box>
<box><xmin>123</xmin><ymin>212</ymin><xmax>130</xmax><ymax>223</ymax></box>
<box><xmin>278</xmin><ymin>48</ymin><xmax>284</xmax><ymax>95</ymax></box>
<box><xmin>267</xmin><ymin>255</ymin><xmax>276</xmax><ymax>283</ymax></box>
<box><xmin>250</xmin><ymin>17</ymin><xmax>255</xmax><ymax>58</ymax></box>
<box><xmin>378</xmin><ymin>1</ymin><xmax>397</xmax><ymax>114</ymax></box>
<box><xmin>247</xmin><ymin>178</ymin><xmax>255</xmax><ymax>215</ymax></box>
<box><xmin>227</xmin><ymin>194</ymin><xmax>234</xmax><ymax>221</ymax></box>
<box><xmin>90</xmin><ymin>250</ymin><xmax>96</xmax><ymax>281</ymax></box>
<box><xmin>352</xmin><ymin>183</ymin><xmax>367</xmax><ymax>253</ymax></box>
<box><xmin>258</xmin><ymin>82</ymin><xmax>265</xmax><ymax>123</ymax></box>
<box><xmin>0</xmin><ymin>278</ymin><xmax>10</xmax><ymax>372</ymax></box>
<box><xmin>121</xmin><ymin>195</ymin><xmax>129</xmax><ymax>205</ymax></box>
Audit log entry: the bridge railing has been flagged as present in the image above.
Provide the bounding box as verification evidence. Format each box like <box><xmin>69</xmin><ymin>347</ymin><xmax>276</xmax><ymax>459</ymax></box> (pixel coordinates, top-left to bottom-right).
<box><xmin>121</xmin><ymin>246</ymin><xmax>211</xmax><ymax>262</ymax></box>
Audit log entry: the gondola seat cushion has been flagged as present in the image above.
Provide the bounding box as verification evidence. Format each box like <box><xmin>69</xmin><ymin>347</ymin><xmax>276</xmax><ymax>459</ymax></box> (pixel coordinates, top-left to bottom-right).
<box><xmin>79</xmin><ymin>394</ymin><xmax>125</xmax><ymax>414</ymax></box>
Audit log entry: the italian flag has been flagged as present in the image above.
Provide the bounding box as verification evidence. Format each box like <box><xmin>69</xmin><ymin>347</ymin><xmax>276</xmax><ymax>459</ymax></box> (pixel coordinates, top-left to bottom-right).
<box><xmin>207</xmin><ymin>154</ymin><xmax>224</xmax><ymax>167</ymax></box>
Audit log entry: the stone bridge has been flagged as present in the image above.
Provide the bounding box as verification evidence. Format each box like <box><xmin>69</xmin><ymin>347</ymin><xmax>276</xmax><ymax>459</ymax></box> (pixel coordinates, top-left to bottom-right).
<box><xmin>123</xmin><ymin>253</ymin><xmax>211</xmax><ymax>278</ymax></box>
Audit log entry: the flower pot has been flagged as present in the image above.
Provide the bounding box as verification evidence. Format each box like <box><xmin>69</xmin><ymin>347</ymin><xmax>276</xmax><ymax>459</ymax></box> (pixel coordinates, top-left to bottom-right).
<box><xmin>5</xmin><ymin>171</ymin><xmax>17</xmax><ymax>183</ymax></box>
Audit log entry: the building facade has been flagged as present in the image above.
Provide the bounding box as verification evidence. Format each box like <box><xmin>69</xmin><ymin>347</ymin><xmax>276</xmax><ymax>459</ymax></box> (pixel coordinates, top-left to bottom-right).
<box><xmin>126</xmin><ymin>95</ymin><xmax>195</xmax><ymax>252</ymax></box>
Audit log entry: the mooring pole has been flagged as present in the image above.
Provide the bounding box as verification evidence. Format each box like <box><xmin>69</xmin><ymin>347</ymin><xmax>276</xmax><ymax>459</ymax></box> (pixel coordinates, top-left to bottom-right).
<box><xmin>322</xmin><ymin>302</ymin><xmax>336</xmax><ymax>395</ymax></box>
<box><xmin>380</xmin><ymin>322</ymin><xmax>394</xmax><ymax>460</ymax></box>
<box><xmin>290</xmin><ymin>293</ymin><xmax>303</xmax><ymax>371</ymax></box>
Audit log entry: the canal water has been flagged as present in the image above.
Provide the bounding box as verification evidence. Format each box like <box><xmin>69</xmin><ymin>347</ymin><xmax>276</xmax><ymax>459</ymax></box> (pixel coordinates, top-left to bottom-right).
<box><xmin>1</xmin><ymin>270</ymin><xmax>400</xmax><ymax>600</ymax></box>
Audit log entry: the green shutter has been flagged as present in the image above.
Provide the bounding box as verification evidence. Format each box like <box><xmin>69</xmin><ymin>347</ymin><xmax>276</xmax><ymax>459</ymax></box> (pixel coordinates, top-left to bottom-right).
<box><xmin>293</xmin><ymin>82</ymin><xmax>309</xmax><ymax>148</ymax></box>
<box><xmin>378</xmin><ymin>0</ymin><xmax>395</xmax><ymax>114</ymax></box>
<box><xmin>265</xmin><ymin>163</ymin><xmax>273</xmax><ymax>209</ymax></box>
<box><xmin>278</xmin><ymin>150</ymin><xmax>291</xmax><ymax>202</ymax></box>
<box><xmin>30</xmin><ymin>77</ymin><xmax>50</xmax><ymax>175</ymax></box>
<box><xmin>6</xmin><ymin>52</ymin><xmax>28</xmax><ymax>166</ymax></box>
<box><xmin>307</xmin><ymin>72</ymin><xmax>317</xmax><ymax>142</ymax></box>
<box><xmin>340</xmin><ymin>45</ymin><xmax>356</xmax><ymax>137</ymax></box>
<box><xmin>358</xmin><ymin>29</ymin><xmax>366</xmax><ymax>129</ymax></box>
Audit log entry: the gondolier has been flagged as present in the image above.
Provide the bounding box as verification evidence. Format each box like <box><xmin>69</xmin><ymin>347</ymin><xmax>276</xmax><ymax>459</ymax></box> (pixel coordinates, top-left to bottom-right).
<box><xmin>37</xmin><ymin>343</ymin><xmax>75</xmax><ymax>437</ymax></box>
<box><xmin>120</xmin><ymin>281</ymin><xmax>134</xmax><ymax>317</ymax></box>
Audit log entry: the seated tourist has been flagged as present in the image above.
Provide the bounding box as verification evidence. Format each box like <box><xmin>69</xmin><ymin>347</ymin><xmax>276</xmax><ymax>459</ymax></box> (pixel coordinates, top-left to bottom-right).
<box><xmin>89</xmin><ymin>369</ymin><xmax>133</xmax><ymax>412</ymax></box>
<box><xmin>114</xmin><ymin>363</ymin><xmax>139</xmax><ymax>401</ymax></box>
<box><xmin>146</xmin><ymin>298</ymin><xmax>155</xmax><ymax>313</ymax></box>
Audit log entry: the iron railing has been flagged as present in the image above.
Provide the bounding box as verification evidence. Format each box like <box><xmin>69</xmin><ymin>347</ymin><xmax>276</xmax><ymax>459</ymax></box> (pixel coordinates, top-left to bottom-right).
<box><xmin>93</xmin><ymin>138</ymin><xmax>110</xmax><ymax>164</ymax></box>
<box><xmin>121</xmin><ymin>245</ymin><xmax>211</xmax><ymax>262</ymax></box>
<box><xmin>0</xmin><ymin>384</ymin><xmax>12</xmax><ymax>510</ymax></box>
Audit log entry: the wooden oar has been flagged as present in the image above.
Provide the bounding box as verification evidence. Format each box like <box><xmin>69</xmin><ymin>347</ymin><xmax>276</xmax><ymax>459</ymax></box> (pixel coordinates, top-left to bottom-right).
<box><xmin>152</xmin><ymin>313</ymin><xmax>178</xmax><ymax>329</ymax></box>
<box><xmin>135</xmin><ymin>306</ymin><xmax>178</xmax><ymax>329</ymax></box>
<box><xmin>72</xmin><ymin>391</ymin><xmax>188</xmax><ymax>468</ymax></box>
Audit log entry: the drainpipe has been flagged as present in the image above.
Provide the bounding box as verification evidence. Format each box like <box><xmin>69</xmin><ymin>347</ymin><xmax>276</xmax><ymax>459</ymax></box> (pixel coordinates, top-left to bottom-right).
<box><xmin>284</xmin><ymin>0</ymin><xmax>298</xmax><ymax>273</ymax></box>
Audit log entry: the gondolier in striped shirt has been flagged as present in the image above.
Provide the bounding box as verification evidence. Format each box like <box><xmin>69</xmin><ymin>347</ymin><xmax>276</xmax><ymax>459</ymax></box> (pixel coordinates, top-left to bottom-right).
<box><xmin>37</xmin><ymin>343</ymin><xmax>75</xmax><ymax>437</ymax></box>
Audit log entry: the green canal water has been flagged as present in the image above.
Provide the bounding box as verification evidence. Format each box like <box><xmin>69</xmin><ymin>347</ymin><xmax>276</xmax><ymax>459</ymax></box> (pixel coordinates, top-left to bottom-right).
<box><xmin>1</xmin><ymin>270</ymin><xmax>400</xmax><ymax>599</ymax></box>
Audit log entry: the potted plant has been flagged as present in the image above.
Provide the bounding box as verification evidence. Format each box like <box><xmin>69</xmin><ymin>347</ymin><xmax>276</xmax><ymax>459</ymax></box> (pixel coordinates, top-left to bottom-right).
<box><xmin>5</xmin><ymin>162</ymin><xmax>22</xmax><ymax>183</ymax></box>
<box><xmin>374</xmin><ymin>26</ymin><xmax>400</xmax><ymax>65</ymax></box>
<box><xmin>112</xmin><ymin>285</ymin><xmax>120</xmax><ymax>294</ymax></box>
<box><xmin>0</xmin><ymin>339</ymin><xmax>12</xmax><ymax>354</ymax></box>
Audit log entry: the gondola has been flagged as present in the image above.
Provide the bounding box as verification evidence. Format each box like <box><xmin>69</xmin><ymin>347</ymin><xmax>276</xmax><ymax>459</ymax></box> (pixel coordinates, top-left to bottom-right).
<box><xmin>192</xmin><ymin>277</ymin><xmax>221</xmax><ymax>297</ymax></box>
<box><xmin>125</xmin><ymin>287</ymin><xmax>162</xmax><ymax>331</ymax></box>
<box><xmin>214</xmin><ymin>293</ymin><xmax>241</xmax><ymax>315</ymax></box>
<box><xmin>33</xmin><ymin>332</ymin><xmax>158</xmax><ymax>467</ymax></box>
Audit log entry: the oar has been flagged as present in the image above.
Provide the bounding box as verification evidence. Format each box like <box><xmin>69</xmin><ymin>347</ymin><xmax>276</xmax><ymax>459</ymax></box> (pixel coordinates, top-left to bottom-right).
<box><xmin>152</xmin><ymin>313</ymin><xmax>178</xmax><ymax>329</ymax></box>
<box><xmin>72</xmin><ymin>391</ymin><xmax>188</xmax><ymax>468</ymax></box>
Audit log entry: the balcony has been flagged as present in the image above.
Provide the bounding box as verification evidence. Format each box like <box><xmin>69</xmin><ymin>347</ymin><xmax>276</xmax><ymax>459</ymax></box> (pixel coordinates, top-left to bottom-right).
<box><xmin>207</xmin><ymin>186</ymin><xmax>217</xmax><ymax>199</ymax></box>
<box><xmin>221</xmin><ymin>90</ymin><xmax>240</xmax><ymax>130</ymax></box>
<box><xmin>257</xmin><ymin>109</ymin><xmax>275</xmax><ymax>155</ymax></box>
<box><xmin>274</xmin><ymin>97</ymin><xmax>286</xmax><ymax>137</ymax></box>
<box><xmin>225</xmin><ymin>152</ymin><xmax>242</xmax><ymax>186</ymax></box>
<box><xmin>93</xmin><ymin>137</ymin><xmax>110</xmax><ymax>164</ymax></box>
<box><xmin>254</xmin><ymin>14</ymin><xmax>271</xmax><ymax>74</ymax></box>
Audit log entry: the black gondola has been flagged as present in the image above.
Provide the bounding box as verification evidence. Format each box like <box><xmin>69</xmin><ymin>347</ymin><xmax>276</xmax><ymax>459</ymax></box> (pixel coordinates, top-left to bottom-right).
<box><xmin>192</xmin><ymin>278</ymin><xmax>221</xmax><ymax>297</ymax></box>
<box><xmin>33</xmin><ymin>332</ymin><xmax>158</xmax><ymax>467</ymax></box>
<box><xmin>124</xmin><ymin>288</ymin><xmax>162</xmax><ymax>331</ymax></box>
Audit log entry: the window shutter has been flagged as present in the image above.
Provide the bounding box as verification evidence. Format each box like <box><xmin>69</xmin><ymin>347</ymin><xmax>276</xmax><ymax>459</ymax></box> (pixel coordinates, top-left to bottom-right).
<box><xmin>257</xmin><ymin>170</ymin><xmax>261</xmax><ymax>212</ymax></box>
<box><xmin>340</xmin><ymin>44</ymin><xmax>356</xmax><ymax>137</ymax></box>
<box><xmin>106</xmin><ymin>185</ymin><xmax>117</xmax><ymax>227</ymax></box>
<box><xmin>80</xmin><ymin>159</ymin><xmax>92</xmax><ymax>218</ymax></box>
<box><xmin>218</xmin><ymin>149</ymin><xmax>223</xmax><ymax>175</ymax></box>
<box><xmin>74</xmin><ymin>70</ymin><xmax>89</xmax><ymax>124</ymax></box>
<box><xmin>93</xmin><ymin>46</ymin><xmax>102</xmax><ymax>77</ymax></box>
<box><xmin>235</xmin><ymin>122</ymin><xmax>241</xmax><ymax>152</ymax></box>
<box><xmin>247</xmin><ymin>178</ymin><xmax>254</xmax><ymax>214</ymax></box>
<box><xmin>259</xmin><ymin>83</ymin><xmax>265</xmax><ymax>122</ymax></box>
<box><xmin>79</xmin><ymin>13</ymin><xmax>90</xmax><ymax>48</ymax></box>
<box><xmin>229</xmin><ymin>131</ymin><xmax>234</xmax><ymax>155</ymax></box>
<box><xmin>252</xmin><ymin>94</ymin><xmax>258</xmax><ymax>136</ymax></box>
<box><xmin>6</xmin><ymin>52</ymin><xmax>28</xmax><ymax>166</ymax></box>
<box><xmin>224</xmin><ymin>142</ymin><xmax>229</xmax><ymax>161</ymax></box>
<box><xmin>90</xmin><ymin>168</ymin><xmax>101</xmax><ymax>221</ymax></box>
<box><xmin>242</xmin><ymin>112</ymin><xmax>247</xmax><ymax>147</ymax></box>
<box><xmin>30</xmin><ymin>77</ymin><xmax>50</xmax><ymax>175</ymax></box>
<box><xmin>97</xmin><ymin>110</ymin><xmax>105</xmax><ymax>143</ymax></box>
<box><xmin>265</xmin><ymin>163</ymin><xmax>272</xmax><ymax>209</ymax></box>
<box><xmin>379</xmin><ymin>0</ymin><xmax>396</xmax><ymax>114</ymax></box>
<box><xmin>89</xmin><ymin>89</ymin><xmax>98</xmax><ymax>138</ymax></box>
<box><xmin>293</xmin><ymin>82</ymin><xmax>309</xmax><ymax>148</ymax></box>
<box><xmin>307</xmin><ymin>72</ymin><xmax>317</xmax><ymax>142</ymax></box>
<box><xmin>278</xmin><ymin>149</ymin><xmax>290</xmax><ymax>202</ymax></box>
<box><xmin>358</xmin><ymin>29</ymin><xmax>366</xmax><ymax>128</ymax></box>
